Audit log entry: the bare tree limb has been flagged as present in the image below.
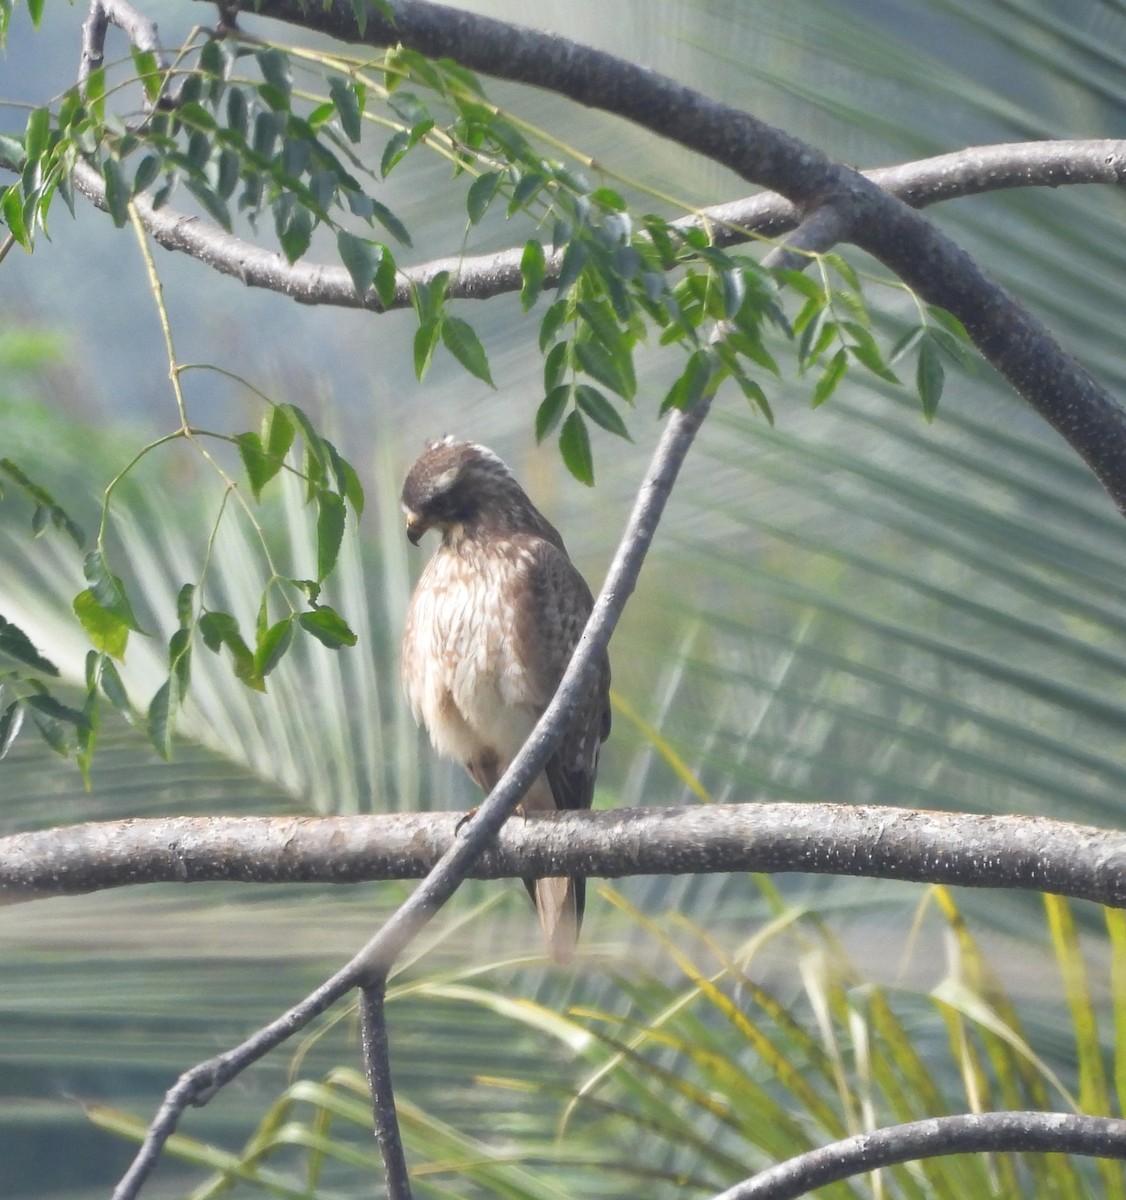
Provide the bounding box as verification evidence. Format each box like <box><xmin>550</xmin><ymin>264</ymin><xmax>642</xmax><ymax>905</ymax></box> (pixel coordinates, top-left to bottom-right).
<box><xmin>712</xmin><ymin>1112</ymin><xmax>1126</xmax><ymax>1200</ymax></box>
<box><xmin>108</xmin><ymin>389</ymin><xmax>711</xmax><ymax>1200</ymax></box>
<box><xmin>78</xmin><ymin>0</ymin><xmax>170</xmax><ymax>90</ymax></box>
<box><xmin>359</xmin><ymin>981</ymin><xmax>413</xmax><ymax>1200</ymax></box>
<box><xmin>6</xmin><ymin>803</ymin><xmax>1126</xmax><ymax>908</ymax></box>
<box><xmin>42</xmin><ymin>140</ymin><xmax>1124</xmax><ymax>313</ymax></box>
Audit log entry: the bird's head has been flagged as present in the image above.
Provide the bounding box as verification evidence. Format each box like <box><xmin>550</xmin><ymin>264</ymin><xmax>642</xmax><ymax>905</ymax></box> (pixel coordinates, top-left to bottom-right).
<box><xmin>400</xmin><ymin>437</ymin><xmax>520</xmax><ymax>546</ymax></box>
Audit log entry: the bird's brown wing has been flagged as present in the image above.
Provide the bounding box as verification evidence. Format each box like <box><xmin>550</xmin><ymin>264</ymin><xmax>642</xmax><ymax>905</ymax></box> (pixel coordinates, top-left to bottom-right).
<box><xmin>516</xmin><ymin>536</ymin><xmax>612</xmax><ymax>815</ymax></box>
<box><xmin>513</xmin><ymin>535</ymin><xmax>612</xmax><ymax>947</ymax></box>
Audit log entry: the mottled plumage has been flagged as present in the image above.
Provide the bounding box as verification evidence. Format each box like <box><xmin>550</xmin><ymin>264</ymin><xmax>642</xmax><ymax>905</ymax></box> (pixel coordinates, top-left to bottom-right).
<box><xmin>400</xmin><ymin>438</ymin><xmax>611</xmax><ymax>963</ymax></box>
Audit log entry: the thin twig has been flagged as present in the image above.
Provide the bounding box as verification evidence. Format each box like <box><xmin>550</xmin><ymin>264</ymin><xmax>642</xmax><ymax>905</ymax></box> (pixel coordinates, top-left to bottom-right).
<box><xmin>711</xmin><ymin>1112</ymin><xmax>1126</xmax><ymax>1200</ymax></box>
<box><xmin>109</xmin><ymin>394</ymin><xmax>712</xmax><ymax>1200</ymax></box>
<box><xmin>359</xmin><ymin>982</ymin><xmax>412</xmax><ymax>1200</ymax></box>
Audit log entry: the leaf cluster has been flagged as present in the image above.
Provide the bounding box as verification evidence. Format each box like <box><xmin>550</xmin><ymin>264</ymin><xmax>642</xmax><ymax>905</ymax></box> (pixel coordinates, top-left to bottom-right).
<box><xmin>0</xmin><ymin>400</ymin><xmax>362</xmax><ymax>774</ymax></box>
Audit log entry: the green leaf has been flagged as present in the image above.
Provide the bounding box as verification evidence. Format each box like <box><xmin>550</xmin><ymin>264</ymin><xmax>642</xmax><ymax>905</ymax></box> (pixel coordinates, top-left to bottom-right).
<box><xmin>363</xmin><ymin>243</ymin><xmax>394</xmax><ymax>309</ymax></box>
<box><xmin>0</xmin><ymin>700</ymin><xmax>23</xmax><ymax>759</ymax></box>
<box><xmin>216</xmin><ymin>148</ymin><xmax>240</xmax><ymax>199</ymax></box>
<box><xmin>198</xmin><ymin>611</ymin><xmax>260</xmax><ymax>690</ymax></box>
<box><xmin>660</xmin><ymin>349</ymin><xmax>713</xmax><ymax>414</ymax></box>
<box><xmin>85</xmin><ymin>67</ymin><xmax>106</xmax><ymax>121</ymax></box>
<box><xmin>413</xmin><ymin>319</ymin><xmax>440</xmax><ymax>381</ymax></box>
<box><xmin>370</xmin><ymin>197</ymin><xmax>411</xmax><ymax>246</ymax></box>
<box><xmin>775</xmin><ymin>267</ymin><xmax>824</xmax><ymax>303</ymax></box>
<box><xmin>888</xmin><ymin>325</ymin><xmax>925</xmax><ymax>365</ymax></box>
<box><xmin>538</xmin><ymin>300</ymin><xmax>569</xmax><ymax>352</ymax></box>
<box><xmin>316</xmin><ymin>490</ymin><xmax>346</xmax><ymax>583</ymax></box>
<box><xmin>2</xmin><ymin>185</ymin><xmax>29</xmax><ymax>249</ymax></box>
<box><xmin>328</xmin><ymin>76</ymin><xmax>363</xmax><ymax>142</ymax></box>
<box><xmin>543</xmin><ymin>339</ymin><xmax>569</xmax><ymax>395</ymax></box>
<box><xmin>337</xmin><ymin>230</ymin><xmax>380</xmax><ymax>297</ymax></box>
<box><xmin>466</xmin><ymin>170</ymin><xmax>501</xmax><ymax>224</ymax></box>
<box><xmin>508</xmin><ymin>169</ymin><xmax>545</xmax><ymax>212</ymax></box>
<box><xmin>266</xmin><ymin>404</ymin><xmax>296</xmax><ymax>468</ymax></box>
<box><xmin>133</xmin><ymin>155</ymin><xmax>161</xmax><ymax>195</ymax></box>
<box><xmin>590</xmin><ymin>186</ymin><xmax>626</xmax><ymax>211</ymax></box>
<box><xmin>734</xmin><ymin>375</ymin><xmax>774</xmax><ymax>424</ymax></box>
<box><xmin>916</xmin><ymin>337</ymin><xmax>945</xmax><ymax>422</ymax></box>
<box><xmin>719</xmin><ymin>268</ymin><xmax>746</xmax><ymax>320</ymax></box>
<box><xmin>812</xmin><ymin>347</ymin><xmax>848</xmax><ymax>408</ymax></box>
<box><xmin>299</xmin><ymin>606</ymin><xmax>357</xmax><ymax>648</ymax></box>
<box><xmin>380</xmin><ymin>129</ymin><xmax>411</xmax><ymax>177</ymax></box>
<box><xmin>575</xmin><ymin>384</ymin><xmax>631</xmax><ymax>440</ymax></box>
<box><xmin>520</xmin><ymin>239</ymin><xmax>545</xmax><ymax>312</ymax></box>
<box><xmin>575</xmin><ymin>338</ymin><xmax>635</xmax><ymax>400</ymax></box>
<box><xmin>0</xmin><ymin>614</ymin><xmax>59</xmax><ymax>674</ymax></box>
<box><xmin>83</xmin><ymin>551</ymin><xmax>144</xmax><ymax>633</ymax></box>
<box><xmin>236</xmin><ymin>431</ymin><xmax>272</xmax><ymax>500</ymax></box>
<box><xmin>146</xmin><ymin>677</ymin><xmax>179</xmax><ymax>759</ymax></box>
<box><xmin>277</xmin><ymin>205</ymin><xmax>312</xmax><ymax>263</ymax></box>
<box><xmin>326</xmin><ymin>450</ymin><xmax>364</xmax><ymax>518</ymax></box>
<box><xmin>131</xmin><ymin>47</ymin><xmax>162</xmax><ymax>103</ymax></box>
<box><xmin>25</xmin><ymin>692</ymin><xmax>89</xmax><ymax>730</ymax></box>
<box><xmin>199</xmin><ymin>610</ymin><xmax>240</xmax><ymax>653</ymax></box>
<box><xmin>226</xmin><ymin>86</ymin><xmax>249</xmax><ymax>139</ymax></box>
<box><xmin>97</xmin><ymin>655</ymin><xmax>132</xmax><ymax>718</ymax></box>
<box><xmin>255</xmin><ymin>616</ymin><xmax>295</xmax><ymax>677</ymax></box>
<box><xmin>536</xmin><ymin>385</ymin><xmax>571</xmax><ymax>443</ymax></box>
<box><xmin>73</xmin><ymin>589</ymin><xmax>130</xmax><ymax>660</ymax></box>
<box><xmin>24</xmin><ymin>106</ymin><xmax>50</xmax><ymax>167</ymax></box>
<box><xmin>102</xmin><ymin>157</ymin><xmax>130</xmax><ymax>227</ymax></box>
<box><xmin>825</xmin><ymin>252</ymin><xmax>861</xmax><ymax>291</ymax></box>
<box><xmin>555</xmin><ymin>238</ymin><xmax>589</xmax><ymax>297</ymax></box>
<box><xmin>26</xmin><ymin>697</ymin><xmax>76</xmax><ymax>756</ymax></box>
<box><xmin>927</xmin><ymin>304</ymin><xmax>971</xmax><ymax>344</ymax></box>
<box><xmin>441</xmin><ymin>316</ymin><xmax>494</xmax><ymax>386</ymax></box>
<box><xmin>576</xmin><ymin>298</ymin><xmax>628</xmax><ymax>357</ymax></box>
<box><xmin>166</xmin><ymin>628</ymin><xmax>190</xmax><ymax>693</ymax></box>
<box><xmin>256</xmin><ymin>48</ymin><xmax>292</xmax><ymax>102</ymax></box>
<box><xmin>844</xmin><ymin>321</ymin><xmax>898</xmax><ymax>382</ymax></box>
<box><xmin>559</xmin><ymin>410</ymin><xmax>594</xmax><ymax>486</ymax></box>
<box><xmin>184</xmin><ymin>178</ymin><xmax>232</xmax><ymax>230</ymax></box>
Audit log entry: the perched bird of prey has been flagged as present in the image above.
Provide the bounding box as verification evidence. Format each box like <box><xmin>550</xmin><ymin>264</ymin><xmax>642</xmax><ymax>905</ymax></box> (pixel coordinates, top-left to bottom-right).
<box><xmin>400</xmin><ymin>437</ymin><xmax>611</xmax><ymax>963</ymax></box>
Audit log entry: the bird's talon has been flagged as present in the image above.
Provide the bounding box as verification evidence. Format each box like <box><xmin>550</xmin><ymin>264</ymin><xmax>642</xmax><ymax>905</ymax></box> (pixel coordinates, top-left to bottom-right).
<box><xmin>455</xmin><ymin>806</ymin><xmax>479</xmax><ymax>834</ymax></box>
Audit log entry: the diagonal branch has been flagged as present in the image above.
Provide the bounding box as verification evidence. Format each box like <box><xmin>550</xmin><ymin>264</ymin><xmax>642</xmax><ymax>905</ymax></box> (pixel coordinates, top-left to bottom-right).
<box><xmin>712</xmin><ymin>1112</ymin><xmax>1126</xmax><ymax>1200</ymax></box>
<box><xmin>109</xmin><ymin>387</ymin><xmax>712</xmax><ymax>1200</ymax></box>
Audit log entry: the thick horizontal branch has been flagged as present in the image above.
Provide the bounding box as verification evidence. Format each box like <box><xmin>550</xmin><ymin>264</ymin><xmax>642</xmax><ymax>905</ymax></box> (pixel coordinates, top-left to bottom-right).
<box><xmin>5</xmin><ymin>804</ymin><xmax>1126</xmax><ymax>908</ymax></box>
<box><xmin>53</xmin><ymin>140</ymin><xmax>1126</xmax><ymax>311</ymax></box>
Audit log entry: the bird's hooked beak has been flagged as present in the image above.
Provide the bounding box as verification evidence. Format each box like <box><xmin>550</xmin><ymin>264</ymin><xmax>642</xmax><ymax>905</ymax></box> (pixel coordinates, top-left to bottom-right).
<box><xmin>404</xmin><ymin>508</ymin><xmax>430</xmax><ymax>546</ymax></box>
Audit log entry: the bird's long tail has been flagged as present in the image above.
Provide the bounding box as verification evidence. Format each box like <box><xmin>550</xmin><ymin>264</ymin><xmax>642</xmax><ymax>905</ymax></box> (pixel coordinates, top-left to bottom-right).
<box><xmin>530</xmin><ymin>875</ymin><xmax>585</xmax><ymax>965</ymax></box>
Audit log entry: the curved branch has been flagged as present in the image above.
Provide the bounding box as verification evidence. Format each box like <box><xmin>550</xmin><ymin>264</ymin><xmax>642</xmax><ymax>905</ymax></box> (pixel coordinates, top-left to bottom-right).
<box><xmin>5</xmin><ymin>804</ymin><xmax>1126</xmax><ymax>908</ymax></box>
<box><xmin>55</xmin><ymin>139</ymin><xmax>1126</xmax><ymax>311</ymax></box>
<box><xmin>236</xmin><ymin>0</ymin><xmax>1126</xmax><ymax>513</ymax></box>
<box><xmin>712</xmin><ymin>1112</ymin><xmax>1126</xmax><ymax>1200</ymax></box>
